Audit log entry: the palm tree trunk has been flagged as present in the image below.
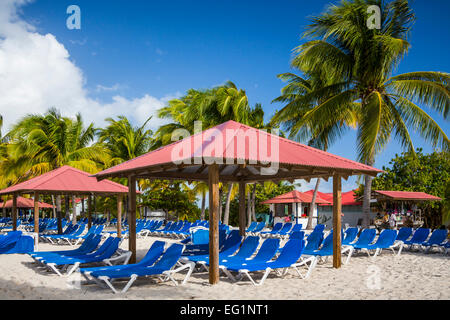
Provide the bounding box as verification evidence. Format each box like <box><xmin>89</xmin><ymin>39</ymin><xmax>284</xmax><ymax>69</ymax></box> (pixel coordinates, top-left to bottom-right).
<box><xmin>223</xmin><ymin>183</ymin><xmax>233</xmax><ymax>225</ymax></box>
<box><xmin>307</xmin><ymin>179</ymin><xmax>321</xmax><ymax>230</ymax></box>
<box><xmin>362</xmin><ymin>159</ymin><xmax>375</xmax><ymax>227</ymax></box>
<box><xmin>200</xmin><ymin>190</ymin><xmax>206</xmax><ymax>220</ymax></box>
<box><xmin>72</xmin><ymin>195</ymin><xmax>77</xmax><ymax>224</ymax></box>
<box><xmin>51</xmin><ymin>195</ymin><xmax>56</xmax><ymax>218</ymax></box>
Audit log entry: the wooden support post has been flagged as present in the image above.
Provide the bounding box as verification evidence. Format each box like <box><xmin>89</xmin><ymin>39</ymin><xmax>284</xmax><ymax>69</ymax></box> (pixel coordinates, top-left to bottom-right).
<box><xmin>238</xmin><ymin>181</ymin><xmax>246</xmax><ymax>236</ymax></box>
<box><xmin>128</xmin><ymin>175</ymin><xmax>137</xmax><ymax>264</ymax></box>
<box><xmin>333</xmin><ymin>174</ymin><xmax>342</xmax><ymax>268</ymax></box>
<box><xmin>87</xmin><ymin>195</ymin><xmax>92</xmax><ymax>230</ymax></box>
<box><xmin>117</xmin><ymin>194</ymin><xmax>123</xmax><ymax>238</ymax></box>
<box><xmin>56</xmin><ymin>195</ymin><xmax>62</xmax><ymax>234</ymax></box>
<box><xmin>72</xmin><ymin>195</ymin><xmax>77</xmax><ymax>225</ymax></box>
<box><xmin>34</xmin><ymin>192</ymin><xmax>39</xmax><ymax>234</ymax></box>
<box><xmin>12</xmin><ymin>194</ymin><xmax>17</xmax><ymax>231</ymax></box>
<box><xmin>208</xmin><ymin>164</ymin><xmax>220</xmax><ymax>285</ymax></box>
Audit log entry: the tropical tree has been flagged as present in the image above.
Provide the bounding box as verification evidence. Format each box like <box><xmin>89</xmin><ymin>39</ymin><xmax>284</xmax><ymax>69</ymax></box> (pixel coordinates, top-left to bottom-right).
<box><xmin>369</xmin><ymin>148</ymin><xmax>449</xmax><ymax>228</ymax></box>
<box><xmin>97</xmin><ymin>116</ymin><xmax>153</xmax><ymax>166</ymax></box>
<box><xmin>154</xmin><ymin>81</ymin><xmax>266</xmax><ymax>224</ymax></box>
<box><xmin>4</xmin><ymin>108</ymin><xmax>109</xmax><ymax>228</ymax></box>
<box><xmin>286</xmin><ymin>0</ymin><xmax>449</xmax><ymax>226</ymax></box>
<box><xmin>272</xmin><ymin>71</ymin><xmax>359</xmax><ymax>229</ymax></box>
<box><xmin>6</xmin><ymin>108</ymin><xmax>108</xmax><ymax>180</ymax></box>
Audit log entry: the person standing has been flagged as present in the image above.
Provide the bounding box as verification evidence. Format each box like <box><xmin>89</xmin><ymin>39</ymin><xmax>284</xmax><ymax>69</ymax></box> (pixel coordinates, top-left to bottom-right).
<box><xmin>389</xmin><ymin>212</ymin><xmax>397</xmax><ymax>229</ymax></box>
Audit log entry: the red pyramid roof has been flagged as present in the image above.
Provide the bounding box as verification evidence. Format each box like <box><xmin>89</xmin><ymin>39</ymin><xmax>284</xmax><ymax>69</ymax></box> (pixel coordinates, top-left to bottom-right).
<box><xmin>261</xmin><ymin>190</ymin><xmax>331</xmax><ymax>204</ymax></box>
<box><xmin>0</xmin><ymin>196</ymin><xmax>53</xmax><ymax>209</ymax></box>
<box><xmin>0</xmin><ymin>165</ymin><xmax>132</xmax><ymax>195</ymax></box>
<box><xmin>95</xmin><ymin>120</ymin><xmax>382</xmax><ymax>180</ymax></box>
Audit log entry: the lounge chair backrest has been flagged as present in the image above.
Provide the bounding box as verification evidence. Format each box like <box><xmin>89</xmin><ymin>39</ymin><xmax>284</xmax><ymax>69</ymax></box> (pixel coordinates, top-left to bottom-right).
<box><xmin>278</xmin><ymin>223</ymin><xmax>293</xmax><ymax>234</ymax></box>
<box><xmin>290</xmin><ymin>224</ymin><xmax>303</xmax><ymax>233</ymax></box>
<box><xmin>289</xmin><ymin>231</ymin><xmax>305</xmax><ymax>240</ymax></box>
<box><xmin>426</xmin><ymin>229</ymin><xmax>448</xmax><ymax>244</ymax></box>
<box><xmin>246</xmin><ymin>222</ymin><xmax>257</xmax><ymax>232</ymax></box>
<box><xmin>152</xmin><ymin>243</ymin><xmax>184</xmax><ymax>270</ymax></box>
<box><xmin>396</xmin><ymin>227</ymin><xmax>413</xmax><ymax>241</ymax></box>
<box><xmin>233</xmin><ymin>236</ymin><xmax>260</xmax><ymax>259</ymax></box>
<box><xmin>313</xmin><ymin>224</ymin><xmax>325</xmax><ymax>233</ymax></box>
<box><xmin>0</xmin><ymin>231</ymin><xmax>22</xmax><ymax>248</ymax></box>
<box><xmin>271</xmin><ymin>223</ymin><xmax>283</xmax><ymax>233</ymax></box>
<box><xmin>92</xmin><ymin>237</ymin><xmax>115</xmax><ymax>255</ymax></box>
<box><xmin>355</xmin><ymin>228</ymin><xmax>377</xmax><ymax>245</ymax></box>
<box><xmin>254</xmin><ymin>222</ymin><xmax>266</xmax><ymax>232</ymax></box>
<box><xmin>376</xmin><ymin>229</ymin><xmax>398</xmax><ymax>247</ymax></box>
<box><xmin>410</xmin><ymin>228</ymin><xmax>430</xmax><ymax>242</ymax></box>
<box><xmin>343</xmin><ymin>227</ymin><xmax>358</xmax><ymax>244</ymax></box>
<box><xmin>253</xmin><ymin>238</ymin><xmax>280</xmax><ymax>261</ymax></box>
<box><xmin>320</xmin><ymin>231</ymin><xmax>334</xmax><ymax>250</ymax></box>
<box><xmin>275</xmin><ymin>238</ymin><xmax>305</xmax><ymax>265</ymax></box>
<box><xmin>97</xmin><ymin>237</ymin><xmax>121</xmax><ymax>259</ymax></box>
<box><xmin>305</xmin><ymin>231</ymin><xmax>324</xmax><ymax>250</ymax></box>
<box><xmin>137</xmin><ymin>241</ymin><xmax>165</xmax><ymax>266</ymax></box>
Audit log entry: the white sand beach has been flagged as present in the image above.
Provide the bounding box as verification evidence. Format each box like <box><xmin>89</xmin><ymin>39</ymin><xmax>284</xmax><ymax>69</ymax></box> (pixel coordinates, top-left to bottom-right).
<box><xmin>0</xmin><ymin>234</ymin><xmax>448</xmax><ymax>300</ymax></box>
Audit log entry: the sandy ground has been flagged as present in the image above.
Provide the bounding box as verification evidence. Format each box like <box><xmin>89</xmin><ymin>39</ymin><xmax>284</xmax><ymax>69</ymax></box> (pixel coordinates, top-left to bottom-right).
<box><xmin>0</xmin><ymin>231</ymin><xmax>449</xmax><ymax>300</ymax></box>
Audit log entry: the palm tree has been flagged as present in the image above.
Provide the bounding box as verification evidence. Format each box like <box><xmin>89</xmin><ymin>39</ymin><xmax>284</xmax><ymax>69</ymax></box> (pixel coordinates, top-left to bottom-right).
<box><xmin>4</xmin><ymin>108</ymin><xmax>109</xmax><ymax>229</ymax></box>
<box><xmin>272</xmin><ymin>71</ymin><xmax>358</xmax><ymax>229</ymax></box>
<box><xmin>97</xmin><ymin>116</ymin><xmax>153</xmax><ymax>166</ymax></box>
<box><xmin>155</xmin><ymin>81</ymin><xmax>262</xmax><ymax>224</ymax></box>
<box><xmin>288</xmin><ymin>0</ymin><xmax>449</xmax><ymax>226</ymax></box>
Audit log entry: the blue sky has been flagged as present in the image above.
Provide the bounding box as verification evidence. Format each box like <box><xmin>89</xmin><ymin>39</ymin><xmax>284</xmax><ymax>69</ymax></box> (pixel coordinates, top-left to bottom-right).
<box><xmin>4</xmin><ymin>0</ymin><xmax>449</xmax><ymax>192</ymax></box>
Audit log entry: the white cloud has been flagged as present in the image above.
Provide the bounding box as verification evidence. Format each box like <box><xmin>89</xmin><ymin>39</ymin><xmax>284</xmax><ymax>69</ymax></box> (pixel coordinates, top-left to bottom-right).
<box><xmin>0</xmin><ymin>0</ymin><xmax>173</xmax><ymax>132</ymax></box>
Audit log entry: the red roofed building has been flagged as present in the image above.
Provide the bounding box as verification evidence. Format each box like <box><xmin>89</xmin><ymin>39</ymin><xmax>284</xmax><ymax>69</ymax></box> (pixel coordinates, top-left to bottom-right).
<box><xmin>303</xmin><ymin>189</ymin><xmax>371</xmax><ymax>228</ymax></box>
<box><xmin>261</xmin><ymin>190</ymin><xmax>330</xmax><ymax>226</ymax></box>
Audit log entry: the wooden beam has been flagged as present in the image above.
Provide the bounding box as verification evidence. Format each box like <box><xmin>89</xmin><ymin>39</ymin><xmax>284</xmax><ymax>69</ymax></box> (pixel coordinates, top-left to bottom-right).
<box><xmin>12</xmin><ymin>194</ymin><xmax>17</xmax><ymax>231</ymax></box>
<box><xmin>117</xmin><ymin>194</ymin><xmax>123</xmax><ymax>238</ymax></box>
<box><xmin>208</xmin><ymin>164</ymin><xmax>220</xmax><ymax>285</ymax></box>
<box><xmin>34</xmin><ymin>192</ymin><xmax>39</xmax><ymax>234</ymax></box>
<box><xmin>87</xmin><ymin>195</ymin><xmax>92</xmax><ymax>230</ymax></box>
<box><xmin>128</xmin><ymin>175</ymin><xmax>137</xmax><ymax>264</ymax></box>
<box><xmin>333</xmin><ymin>174</ymin><xmax>342</xmax><ymax>268</ymax></box>
<box><xmin>239</xmin><ymin>181</ymin><xmax>246</xmax><ymax>236</ymax></box>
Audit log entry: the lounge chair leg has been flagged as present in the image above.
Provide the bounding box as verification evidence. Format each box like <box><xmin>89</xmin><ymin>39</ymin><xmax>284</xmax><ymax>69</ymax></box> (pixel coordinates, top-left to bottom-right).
<box><xmin>47</xmin><ymin>263</ymin><xmax>64</xmax><ymax>277</ymax></box>
<box><xmin>99</xmin><ymin>276</ymin><xmax>119</xmax><ymax>294</ymax></box>
<box><xmin>222</xmin><ymin>268</ymin><xmax>237</xmax><ymax>282</ymax></box>
<box><xmin>66</xmin><ymin>262</ymin><xmax>80</xmax><ymax>277</ymax></box>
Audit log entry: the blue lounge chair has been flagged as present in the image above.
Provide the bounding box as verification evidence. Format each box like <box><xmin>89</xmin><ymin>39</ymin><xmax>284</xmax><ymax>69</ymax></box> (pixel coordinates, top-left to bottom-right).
<box><xmin>293</xmin><ymin>230</ymin><xmax>335</xmax><ymax>278</ymax></box>
<box><xmin>420</xmin><ymin>229</ymin><xmax>448</xmax><ymax>253</ymax></box>
<box><xmin>38</xmin><ymin>237</ymin><xmax>129</xmax><ymax>276</ymax></box>
<box><xmin>220</xmin><ymin>238</ymin><xmax>281</xmax><ymax>280</ymax></box>
<box><xmin>342</xmin><ymin>228</ymin><xmax>377</xmax><ymax>264</ymax></box>
<box><xmin>0</xmin><ymin>231</ymin><xmax>23</xmax><ymax>252</ymax></box>
<box><xmin>403</xmin><ymin>228</ymin><xmax>430</xmax><ymax>250</ymax></box>
<box><xmin>342</xmin><ymin>227</ymin><xmax>359</xmax><ymax>245</ymax></box>
<box><xmin>251</xmin><ymin>222</ymin><xmax>266</xmax><ymax>235</ymax></box>
<box><xmin>246</xmin><ymin>222</ymin><xmax>258</xmax><ymax>233</ymax></box>
<box><xmin>87</xmin><ymin>243</ymin><xmax>194</xmax><ymax>293</ymax></box>
<box><xmin>80</xmin><ymin>240</ymin><xmax>166</xmax><ymax>280</ymax></box>
<box><xmin>276</xmin><ymin>223</ymin><xmax>293</xmax><ymax>237</ymax></box>
<box><xmin>349</xmin><ymin>229</ymin><xmax>398</xmax><ymax>259</ymax></box>
<box><xmin>182</xmin><ymin>229</ymin><xmax>239</xmax><ymax>256</ymax></box>
<box><xmin>221</xmin><ymin>238</ymin><xmax>305</xmax><ymax>285</ymax></box>
<box><xmin>260</xmin><ymin>222</ymin><xmax>283</xmax><ymax>238</ymax></box>
<box><xmin>196</xmin><ymin>236</ymin><xmax>260</xmax><ymax>270</ymax></box>
<box><xmin>30</xmin><ymin>234</ymin><xmax>102</xmax><ymax>261</ymax></box>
